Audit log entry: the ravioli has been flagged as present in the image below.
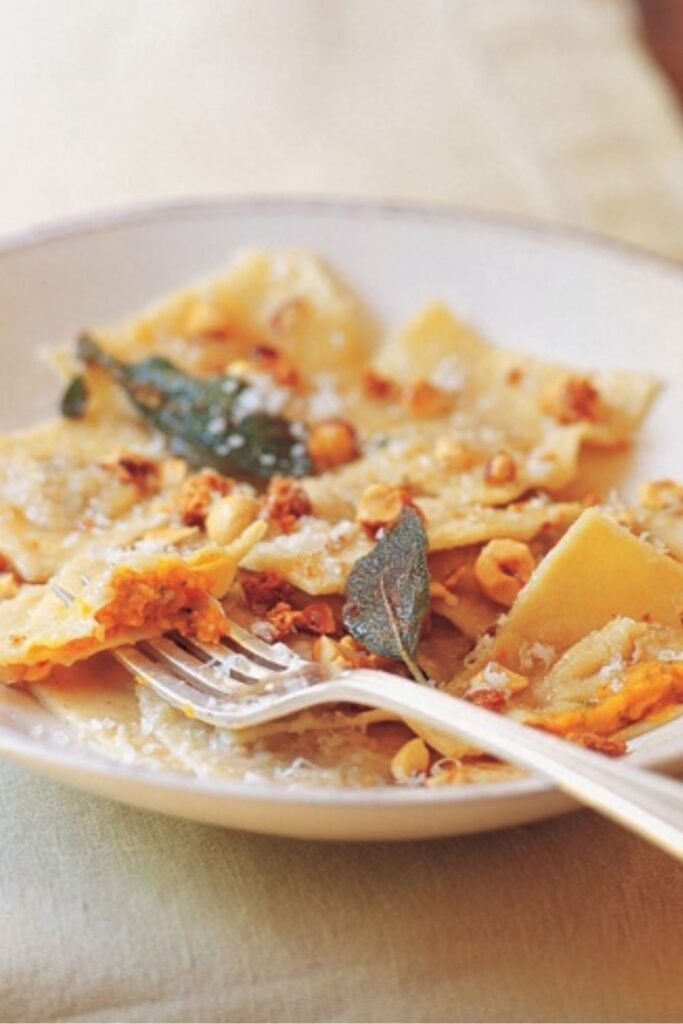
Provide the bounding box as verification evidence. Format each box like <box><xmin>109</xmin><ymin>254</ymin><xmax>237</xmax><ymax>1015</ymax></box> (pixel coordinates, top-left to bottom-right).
<box><xmin>374</xmin><ymin>302</ymin><xmax>658</xmax><ymax>449</ymax></box>
<box><xmin>0</xmin><ymin>523</ymin><xmax>264</xmax><ymax>682</ymax></box>
<box><xmin>0</xmin><ymin>247</ymin><xmax>679</xmax><ymax>789</ymax></box>
<box><xmin>491</xmin><ymin>510</ymin><xmax>683</xmax><ymax>662</ymax></box>
<box><xmin>93</xmin><ymin>248</ymin><xmax>372</xmax><ymax>384</ymax></box>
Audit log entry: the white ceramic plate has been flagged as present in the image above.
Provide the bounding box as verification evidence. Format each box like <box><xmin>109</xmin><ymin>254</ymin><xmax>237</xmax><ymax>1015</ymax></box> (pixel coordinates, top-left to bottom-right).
<box><xmin>1</xmin><ymin>198</ymin><xmax>683</xmax><ymax>841</ymax></box>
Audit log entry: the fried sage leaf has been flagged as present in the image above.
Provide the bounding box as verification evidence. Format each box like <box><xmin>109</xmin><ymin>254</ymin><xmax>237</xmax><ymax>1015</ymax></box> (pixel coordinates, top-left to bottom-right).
<box><xmin>77</xmin><ymin>335</ymin><xmax>312</xmax><ymax>479</ymax></box>
<box><xmin>342</xmin><ymin>506</ymin><xmax>429</xmax><ymax>682</ymax></box>
<box><xmin>60</xmin><ymin>375</ymin><xmax>89</xmax><ymax>419</ymax></box>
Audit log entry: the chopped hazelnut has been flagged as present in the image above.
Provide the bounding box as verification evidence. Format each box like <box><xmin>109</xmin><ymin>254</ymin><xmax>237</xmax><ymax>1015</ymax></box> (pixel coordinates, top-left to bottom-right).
<box><xmin>264</xmin><ymin>599</ymin><xmax>337</xmax><ymax>640</ymax></box>
<box><xmin>484</xmin><ymin>451</ymin><xmax>517</xmax><ymax>486</ymax></box>
<box><xmin>101</xmin><ymin>452</ymin><xmax>160</xmax><ymax>492</ymax></box>
<box><xmin>297</xmin><ymin>601</ymin><xmax>337</xmax><ymax>636</ymax></box>
<box><xmin>176</xmin><ymin>469</ymin><xmax>234</xmax><ymax>527</ymax></box>
<box><xmin>242</xmin><ymin>570</ymin><xmax>295</xmax><ymax>615</ymax></box>
<box><xmin>308</xmin><ymin>419</ymin><xmax>358</xmax><ymax>471</ymax></box>
<box><xmin>265</xmin><ymin>476</ymin><xmax>312</xmax><ymax>533</ymax></box>
<box><xmin>264</xmin><ymin>601</ymin><xmax>301</xmax><ymax>641</ymax></box>
<box><xmin>362</xmin><ymin>370</ymin><xmax>398</xmax><ymax>400</ymax></box>
<box><xmin>542</xmin><ymin>375</ymin><xmax>600</xmax><ymax>424</ymax></box>
<box><xmin>404</xmin><ymin>380</ymin><xmax>454</xmax><ymax>419</ymax></box>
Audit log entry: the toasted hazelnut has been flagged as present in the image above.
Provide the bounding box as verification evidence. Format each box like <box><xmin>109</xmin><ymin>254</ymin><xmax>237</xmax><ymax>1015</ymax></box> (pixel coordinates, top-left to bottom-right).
<box><xmin>264</xmin><ymin>599</ymin><xmax>337</xmax><ymax>641</ymax></box>
<box><xmin>638</xmin><ymin>479</ymin><xmax>683</xmax><ymax>511</ymax></box>
<box><xmin>363</xmin><ymin>370</ymin><xmax>397</xmax><ymax>400</ymax></box>
<box><xmin>101</xmin><ymin>452</ymin><xmax>160</xmax><ymax>492</ymax></box>
<box><xmin>297</xmin><ymin>601</ymin><xmax>337</xmax><ymax>635</ymax></box>
<box><xmin>242</xmin><ymin>570</ymin><xmax>295</xmax><ymax>614</ymax></box>
<box><xmin>206</xmin><ymin>494</ymin><xmax>261</xmax><ymax>546</ymax></box>
<box><xmin>484</xmin><ymin>451</ymin><xmax>517</xmax><ymax>486</ymax></box>
<box><xmin>474</xmin><ymin>539</ymin><xmax>535</xmax><ymax>606</ymax></box>
<box><xmin>391</xmin><ymin>737</ymin><xmax>430</xmax><ymax>783</ymax></box>
<box><xmin>266</xmin><ymin>476</ymin><xmax>312</xmax><ymax>533</ymax></box>
<box><xmin>434</xmin><ymin>437</ymin><xmax>474</xmax><ymax>472</ymax></box>
<box><xmin>264</xmin><ymin>602</ymin><xmax>300</xmax><ymax>641</ymax></box>
<box><xmin>176</xmin><ymin>469</ymin><xmax>234</xmax><ymax>527</ymax></box>
<box><xmin>357</xmin><ymin>483</ymin><xmax>416</xmax><ymax>534</ymax></box>
<box><xmin>404</xmin><ymin>380</ymin><xmax>454</xmax><ymax>419</ymax></box>
<box><xmin>542</xmin><ymin>375</ymin><xmax>600</xmax><ymax>424</ymax></box>
<box><xmin>308</xmin><ymin>419</ymin><xmax>358</xmax><ymax>471</ymax></box>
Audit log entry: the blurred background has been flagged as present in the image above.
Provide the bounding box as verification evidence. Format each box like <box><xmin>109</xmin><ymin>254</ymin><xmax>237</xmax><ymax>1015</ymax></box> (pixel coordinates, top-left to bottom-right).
<box><xmin>1</xmin><ymin>0</ymin><xmax>683</xmax><ymax>257</ymax></box>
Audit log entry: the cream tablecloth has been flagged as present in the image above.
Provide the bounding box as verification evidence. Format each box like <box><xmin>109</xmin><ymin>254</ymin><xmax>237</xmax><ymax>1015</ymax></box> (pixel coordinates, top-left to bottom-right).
<box><xmin>2</xmin><ymin>2</ymin><xmax>683</xmax><ymax>1022</ymax></box>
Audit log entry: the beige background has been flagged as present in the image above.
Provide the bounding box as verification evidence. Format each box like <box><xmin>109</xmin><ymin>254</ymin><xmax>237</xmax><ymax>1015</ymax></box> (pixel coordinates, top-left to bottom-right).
<box><xmin>2</xmin><ymin>1</ymin><xmax>683</xmax><ymax>1021</ymax></box>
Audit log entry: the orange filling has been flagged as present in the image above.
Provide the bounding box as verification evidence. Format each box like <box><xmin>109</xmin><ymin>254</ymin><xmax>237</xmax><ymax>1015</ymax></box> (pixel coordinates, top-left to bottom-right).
<box><xmin>530</xmin><ymin>661</ymin><xmax>683</xmax><ymax>739</ymax></box>
<box><xmin>2</xmin><ymin>562</ymin><xmax>228</xmax><ymax>684</ymax></box>
<box><xmin>97</xmin><ymin>563</ymin><xmax>228</xmax><ymax>643</ymax></box>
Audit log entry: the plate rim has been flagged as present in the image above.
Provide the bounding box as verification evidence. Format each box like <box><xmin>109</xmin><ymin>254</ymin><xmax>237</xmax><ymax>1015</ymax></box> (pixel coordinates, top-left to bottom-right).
<box><xmin>1</xmin><ymin>192</ymin><xmax>682</xmax><ymax>279</ymax></box>
<box><xmin>1</xmin><ymin>193</ymin><xmax>683</xmax><ymax>815</ymax></box>
<box><xmin>0</xmin><ymin>712</ymin><xmax>553</xmax><ymax>808</ymax></box>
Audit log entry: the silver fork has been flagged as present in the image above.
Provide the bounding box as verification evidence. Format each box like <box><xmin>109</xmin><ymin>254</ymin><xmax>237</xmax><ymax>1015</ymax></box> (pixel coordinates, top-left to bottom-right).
<box><xmin>108</xmin><ymin>617</ymin><xmax>683</xmax><ymax>860</ymax></box>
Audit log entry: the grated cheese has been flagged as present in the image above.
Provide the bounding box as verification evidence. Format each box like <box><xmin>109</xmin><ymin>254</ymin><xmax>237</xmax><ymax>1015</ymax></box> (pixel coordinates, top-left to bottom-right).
<box><xmin>428</xmin><ymin>356</ymin><xmax>466</xmax><ymax>393</ymax></box>
<box><xmin>518</xmin><ymin>641</ymin><xmax>557</xmax><ymax>672</ymax></box>
<box><xmin>232</xmin><ymin>373</ymin><xmax>291</xmax><ymax>420</ymax></box>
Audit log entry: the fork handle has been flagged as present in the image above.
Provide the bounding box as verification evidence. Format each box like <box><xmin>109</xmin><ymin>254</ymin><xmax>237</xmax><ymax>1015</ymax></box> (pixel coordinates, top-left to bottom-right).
<box><xmin>332</xmin><ymin>671</ymin><xmax>683</xmax><ymax>860</ymax></box>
